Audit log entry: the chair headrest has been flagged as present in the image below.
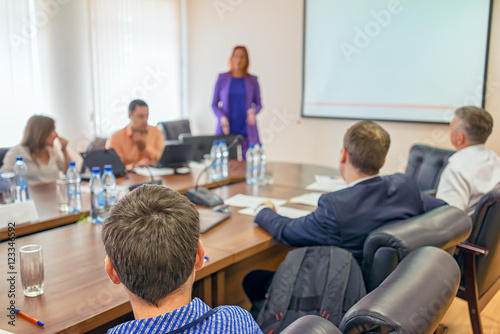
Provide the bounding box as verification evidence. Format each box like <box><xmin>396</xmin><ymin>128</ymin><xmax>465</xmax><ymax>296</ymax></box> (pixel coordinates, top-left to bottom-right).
<box><xmin>341</xmin><ymin>247</ymin><xmax>460</xmax><ymax>334</ymax></box>
<box><xmin>281</xmin><ymin>315</ymin><xmax>342</xmax><ymax>334</ymax></box>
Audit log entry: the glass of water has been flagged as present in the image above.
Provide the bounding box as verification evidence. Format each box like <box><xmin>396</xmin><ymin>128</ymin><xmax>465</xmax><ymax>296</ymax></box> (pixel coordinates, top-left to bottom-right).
<box><xmin>19</xmin><ymin>244</ymin><xmax>44</xmax><ymax>297</ymax></box>
<box><xmin>56</xmin><ymin>177</ymin><xmax>69</xmax><ymax>212</ymax></box>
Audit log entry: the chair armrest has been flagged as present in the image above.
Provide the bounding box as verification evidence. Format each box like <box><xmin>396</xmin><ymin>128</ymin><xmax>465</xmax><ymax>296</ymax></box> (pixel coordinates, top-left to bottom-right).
<box><xmin>177</xmin><ymin>132</ymin><xmax>192</xmax><ymax>141</ymax></box>
<box><xmin>364</xmin><ymin>206</ymin><xmax>472</xmax><ymax>262</ymax></box>
<box><xmin>362</xmin><ymin>206</ymin><xmax>471</xmax><ymax>291</ymax></box>
<box><xmin>281</xmin><ymin>315</ymin><xmax>342</xmax><ymax>334</ymax></box>
<box><xmin>423</xmin><ymin>189</ymin><xmax>437</xmax><ymax>197</ymax></box>
<box><xmin>457</xmin><ymin>242</ymin><xmax>489</xmax><ymax>257</ymax></box>
<box><xmin>178</xmin><ymin>133</ymin><xmax>192</xmax><ymax>142</ymax></box>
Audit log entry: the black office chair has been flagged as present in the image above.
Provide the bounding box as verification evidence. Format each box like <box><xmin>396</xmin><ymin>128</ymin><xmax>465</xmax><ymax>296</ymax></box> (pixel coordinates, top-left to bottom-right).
<box><xmin>179</xmin><ymin>134</ymin><xmax>241</xmax><ymax>161</ymax></box>
<box><xmin>0</xmin><ymin>147</ymin><xmax>10</xmax><ymax>169</ymax></box>
<box><xmin>405</xmin><ymin>144</ymin><xmax>455</xmax><ymax>193</ymax></box>
<box><xmin>86</xmin><ymin>137</ymin><xmax>108</xmax><ymax>152</ymax></box>
<box><xmin>362</xmin><ymin>205</ymin><xmax>471</xmax><ymax>292</ymax></box>
<box><xmin>456</xmin><ymin>190</ymin><xmax>500</xmax><ymax>334</ymax></box>
<box><xmin>282</xmin><ymin>247</ymin><xmax>461</xmax><ymax>334</ymax></box>
<box><xmin>157</xmin><ymin>120</ymin><xmax>191</xmax><ymax>143</ymax></box>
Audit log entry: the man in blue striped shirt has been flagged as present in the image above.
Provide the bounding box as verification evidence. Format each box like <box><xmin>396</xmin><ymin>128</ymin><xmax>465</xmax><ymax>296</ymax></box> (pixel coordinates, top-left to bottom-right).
<box><xmin>102</xmin><ymin>184</ymin><xmax>263</xmax><ymax>334</ymax></box>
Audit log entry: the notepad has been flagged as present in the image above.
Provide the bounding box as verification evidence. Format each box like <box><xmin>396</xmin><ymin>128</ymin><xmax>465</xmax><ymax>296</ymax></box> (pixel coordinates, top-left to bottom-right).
<box><xmin>289</xmin><ymin>192</ymin><xmax>323</xmax><ymax>207</ymax></box>
<box><xmin>133</xmin><ymin>166</ymin><xmax>175</xmax><ymax>177</ymax></box>
<box><xmin>224</xmin><ymin>194</ymin><xmax>287</xmax><ymax>209</ymax></box>
<box><xmin>0</xmin><ymin>200</ymin><xmax>39</xmax><ymax>230</ymax></box>
<box><xmin>239</xmin><ymin>206</ymin><xmax>311</xmax><ymax>219</ymax></box>
<box><xmin>306</xmin><ymin>175</ymin><xmax>347</xmax><ymax>192</ymax></box>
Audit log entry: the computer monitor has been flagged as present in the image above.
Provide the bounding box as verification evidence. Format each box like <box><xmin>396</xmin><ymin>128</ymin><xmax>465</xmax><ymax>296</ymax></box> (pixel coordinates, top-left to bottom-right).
<box><xmin>80</xmin><ymin>149</ymin><xmax>127</xmax><ymax>179</ymax></box>
<box><xmin>155</xmin><ymin>144</ymin><xmax>195</xmax><ymax>168</ymax></box>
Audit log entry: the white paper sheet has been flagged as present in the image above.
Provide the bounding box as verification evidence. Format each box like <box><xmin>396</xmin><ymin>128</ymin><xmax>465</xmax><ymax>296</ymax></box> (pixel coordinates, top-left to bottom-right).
<box><xmin>0</xmin><ymin>329</ymin><xmax>15</xmax><ymax>334</ymax></box>
<box><xmin>133</xmin><ymin>167</ymin><xmax>175</xmax><ymax>177</ymax></box>
<box><xmin>224</xmin><ymin>194</ymin><xmax>287</xmax><ymax>208</ymax></box>
<box><xmin>305</xmin><ymin>175</ymin><xmax>347</xmax><ymax>192</ymax></box>
<box><xmin>239</xmin><ymin>206</ymin><xmax>311</xmax><ymax>218</ymax></box>
<box><xmin>289</xmin><ymin>192</ymin><xmax>323</xmax><ymax>207</ymax></box>
<box><xmin>81</xmin><ymin>184</ymin><xmax>128</xmax><ymax>194</ymax></box>
<box><xmin>0</xmin><ymin>200</ymin><xmax>39</xmax><ymax>229</ymax></box>
<box><xmin>188</xmin><ymin>161</ymin><xmax>210</xmax><ymax>170</ymax></box>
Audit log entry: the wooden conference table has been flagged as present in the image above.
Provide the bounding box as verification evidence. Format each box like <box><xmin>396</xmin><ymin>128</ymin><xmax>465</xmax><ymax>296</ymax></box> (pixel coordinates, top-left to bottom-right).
<box><xmin>0</xmin><ymin>160</ymin><xmax>247</xmax><ymax>241</ymax></box>
<box><xmin>0</xmin><ymin>162</ymin><xmax>336</xmax><ymax>333</ymax></box>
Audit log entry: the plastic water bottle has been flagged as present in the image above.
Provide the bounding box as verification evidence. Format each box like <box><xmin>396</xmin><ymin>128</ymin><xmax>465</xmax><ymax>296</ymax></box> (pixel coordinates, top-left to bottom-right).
<box><xmin>252</xmin><ymin>143</ymin><xmax>260</xmax><ymax>183</ymax></box>
<box><xmin>209</xmin><ymin>140</ymin><xmax>220</xmax><ymax>181</ymax></box>
<box><xmin>90</xmin><ymin>167</ymin><xmax>105</xmax><ymax>224</ymax></box>
<box><xmin>219</xmin><ymin>139</ymin><xmax>229</xmax><ymax>179</ymax></box>
<box><xmin>102</xmin><ymin>164</ymin><xmax>117</xmax><ymax>212</ymax></box>
<box><xmin>13</xmin><ymin>156</ymin><xmax>29</xmax><ymax>202</ymax></box>
<box><xmin>66</xmin><ymin>161</ymin><xmax>82</xmax><ymax>212</ymax></box>
<box><xmin>215</xmin><ymin>141</ymin><xmax>223</xmax><ymax>180</ymax></box>
<box><xmin>246</xmin><ymin>144</ymin><xmax>255</xmax><ymax>184</ymax></box>
<box><xmin>257</xmin><ymin>144</ymin><xmax>266</xmax><ymax>185</ymax></box>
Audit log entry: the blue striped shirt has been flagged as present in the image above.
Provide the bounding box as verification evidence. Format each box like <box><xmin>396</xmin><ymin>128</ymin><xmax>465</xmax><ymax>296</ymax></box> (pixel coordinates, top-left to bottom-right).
<box><xmin>107</xmin><ymin>298</ymin><xmax>263</xmax><ymax>334</ymax></box>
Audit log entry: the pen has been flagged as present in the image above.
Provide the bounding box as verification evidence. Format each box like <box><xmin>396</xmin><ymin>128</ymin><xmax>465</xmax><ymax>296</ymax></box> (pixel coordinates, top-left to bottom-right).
<box><xmin>14</xmin><ymin>308</ymin><xmax>44</xmax><ymax>327</ymax></box>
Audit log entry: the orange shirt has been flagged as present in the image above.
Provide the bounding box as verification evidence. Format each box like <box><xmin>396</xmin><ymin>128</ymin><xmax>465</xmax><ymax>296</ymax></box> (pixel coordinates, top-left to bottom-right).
<box><xmin>107</xmin><ymin>124</ymin><xmax>164</xmax><ymax>168</ymax></box>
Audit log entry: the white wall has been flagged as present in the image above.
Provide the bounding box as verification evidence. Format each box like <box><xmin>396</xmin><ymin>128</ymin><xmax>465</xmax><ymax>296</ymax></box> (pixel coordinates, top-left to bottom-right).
<box><xmin>187</xmin><ymin>0</ymin><xmax>500</xmax><ymax>173</ymax></box>
<box><xmin>49</xmin><ymin>0</ymin><xmax>95</xmax><ymax>154</ymax></box>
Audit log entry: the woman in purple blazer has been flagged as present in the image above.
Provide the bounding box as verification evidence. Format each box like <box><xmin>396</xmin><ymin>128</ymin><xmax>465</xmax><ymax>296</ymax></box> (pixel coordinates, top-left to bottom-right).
<box><xmin>212</xmin><ymin>46</ymin><xmax>262</xmax><ymax>156</ymax></box>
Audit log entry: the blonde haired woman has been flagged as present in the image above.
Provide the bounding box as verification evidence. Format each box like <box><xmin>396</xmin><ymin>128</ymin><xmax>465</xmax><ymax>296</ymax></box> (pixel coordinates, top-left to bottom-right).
<box><xmin>3</xmin><ymin>115</ymin><xmax>71</xmax><ymax>185</ymax></box>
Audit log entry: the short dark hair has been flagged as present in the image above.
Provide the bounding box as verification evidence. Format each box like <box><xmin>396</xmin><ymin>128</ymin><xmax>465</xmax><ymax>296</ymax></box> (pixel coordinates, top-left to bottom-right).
<box><xmin>102</xmin><ymin>185</ymin><xmax>200</xmax><ymax>306</ymax></box>
<box><xmin>343</xmin><ymin>121</ymin><xmax>391</xmax><ymax>175</ymax></box>
<box><xmin>455</xmin><ymin>106</ymin><xmax>493</xmax><ymax>144</ymax></box>
<box><xmin>128</xmin><ymin>99</ymin><xmax>148</xmax><ymax>114</ymax></box>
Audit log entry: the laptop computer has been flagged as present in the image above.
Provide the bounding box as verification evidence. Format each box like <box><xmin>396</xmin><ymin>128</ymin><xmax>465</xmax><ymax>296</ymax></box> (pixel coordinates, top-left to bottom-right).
<box><xmin>154</xmin><ymin>144</ymin><xmax>195</xmax><ymax>168</ymax></box>
<box><xmin>198</xmin><ymin>208</ymin><xmax>231</xmax><ymax>233</ymax></box>
<box><xmin>80</xmin><ymin>149</ymin><xmax>128</xmax><ymax>180</ymax></box>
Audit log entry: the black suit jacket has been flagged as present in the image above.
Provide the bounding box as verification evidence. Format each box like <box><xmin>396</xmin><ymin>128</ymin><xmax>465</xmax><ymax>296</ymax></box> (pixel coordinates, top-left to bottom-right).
<box><xmin>255</xmin><ymin>174</ymin><xmax>446</xmax><ymax>261</ymax></box>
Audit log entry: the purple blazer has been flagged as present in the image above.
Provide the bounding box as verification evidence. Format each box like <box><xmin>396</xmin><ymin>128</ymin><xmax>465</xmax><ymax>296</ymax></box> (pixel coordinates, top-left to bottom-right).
<box><xmin>212</xmin><ymin>72</ymin><xmax>262</xmax><ymax>145</ymax></box>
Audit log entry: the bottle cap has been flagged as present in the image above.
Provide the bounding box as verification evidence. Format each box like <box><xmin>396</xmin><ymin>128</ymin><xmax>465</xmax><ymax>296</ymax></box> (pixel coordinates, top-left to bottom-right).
<box><xmin>104</xmin><ymin>164</ymin><xmax>113</xmax><ymax>172</ymax></box>
<box><xmin>91</xmin><ymin>167</ymin><xmax>101</xmax><ymax>174</ymax></box>
<box><xmin>249</xmin><ymin>144</ymin><xmax>255</xmax><ymax>149</ymax></box>
<box><xmin>220</xmin><ymin>139</ymin><xmax>226</xmax><ymax>145</ymax></box>
<box><xmin>213</xmin><ymin>140</ymin><xmax>219</xmax><ymax>146</ymax></box>
<box><xmin>16</xmin><ymin>156</ymin><xmax>23</xmax><ymax>162</ymax></box>
<box><xmin>69</xmin><ymin>161</ymin><xmax>76</xmax><ymax>168</ymax></box>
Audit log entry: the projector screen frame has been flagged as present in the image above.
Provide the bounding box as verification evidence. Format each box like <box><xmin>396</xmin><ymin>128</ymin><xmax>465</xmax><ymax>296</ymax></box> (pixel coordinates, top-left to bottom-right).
<box><xmin>300</xmin><ymin>0</ymin><xmax>494</xmax><ymax>124</ymax></box>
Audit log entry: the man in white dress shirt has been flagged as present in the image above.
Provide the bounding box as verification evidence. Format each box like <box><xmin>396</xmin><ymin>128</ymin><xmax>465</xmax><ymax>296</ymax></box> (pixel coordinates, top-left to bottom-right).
<box><xmin>436</xmin><ymin>106</ymin><xmax>500</xmax><ymax>216</ymax></box>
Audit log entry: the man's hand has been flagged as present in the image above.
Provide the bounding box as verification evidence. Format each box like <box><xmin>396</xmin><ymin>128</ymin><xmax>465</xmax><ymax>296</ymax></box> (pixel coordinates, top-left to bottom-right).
<box><xmin>261</xmin><ymin>200</ymin><xmax>276</xmax><ymax>212</ymax></box>
<box><xmin>246</xmin><ymin>108</ymin><xmax>256</xmax><ymax>126</ymax></box>
<box><xmin>135</xmin><ymin>158</ymin><xmax>152</xmax><ymax>167</ymax></box>
<box><xmin>220</xmin><ymin>116</ymin><xmax>230</xmax><ymax>135</ymax></box>
<box><xmin>132</xmin><ymin>130</ymin><xmax>147</xmax><ymax>150</ymax></box>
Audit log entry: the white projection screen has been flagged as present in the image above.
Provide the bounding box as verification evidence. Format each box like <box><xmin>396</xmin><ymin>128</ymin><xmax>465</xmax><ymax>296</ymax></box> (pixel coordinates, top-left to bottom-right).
<box><xmin>302</xmin><ymin>0</ymin><xmax>492</xmax><ymax>123</ymax></box>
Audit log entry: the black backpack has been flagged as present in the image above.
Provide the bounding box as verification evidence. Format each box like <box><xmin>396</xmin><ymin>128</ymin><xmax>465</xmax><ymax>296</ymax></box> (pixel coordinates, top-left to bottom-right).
<box><xmin>256</xmin><ymin>246</ymin><xmax>366</xmax><ymax>333</ymax></box>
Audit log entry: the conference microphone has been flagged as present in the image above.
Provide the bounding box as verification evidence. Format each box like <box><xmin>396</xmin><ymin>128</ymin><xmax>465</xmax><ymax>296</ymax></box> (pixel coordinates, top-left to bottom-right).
<box><xmin>185</xmin><ymin>136</ymin><xmax>241</xmax><ymax>207</ymax></box>
<box><xmin>128</xmin><ymin>164</ymin><xmax>162</xmax><ymax>191</ymax></box>
<box><xmin>227</xmin><ymin>135</ymin><xmax>243</xmax><ymax>150</ymax></box>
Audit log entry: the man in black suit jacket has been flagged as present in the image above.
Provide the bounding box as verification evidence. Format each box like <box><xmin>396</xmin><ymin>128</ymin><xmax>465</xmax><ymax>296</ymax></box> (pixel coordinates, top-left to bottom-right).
<box><xmin>255</xmin><ymin>121</ymin><xmax>446</xmax><ymax>262</ymax></box>
<box><xmin>244</xmin><ymin>121</ymin><xmax>447</xmax><ymax>315</ymax></box>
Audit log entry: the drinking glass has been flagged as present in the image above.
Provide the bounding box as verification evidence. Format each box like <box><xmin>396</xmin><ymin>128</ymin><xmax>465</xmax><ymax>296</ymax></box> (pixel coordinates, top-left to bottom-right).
<box><xmin>19</xmin><ymin>244</ymin><xmax>44</xmax><ymax>297</ymax></box>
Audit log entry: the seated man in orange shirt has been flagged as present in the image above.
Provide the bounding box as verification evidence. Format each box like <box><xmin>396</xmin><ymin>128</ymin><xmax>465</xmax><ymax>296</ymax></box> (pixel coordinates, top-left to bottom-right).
<box><xmin>107</xmin><ymin>99</ymin><xmax>165</xmax><ymax>169</ymax></box>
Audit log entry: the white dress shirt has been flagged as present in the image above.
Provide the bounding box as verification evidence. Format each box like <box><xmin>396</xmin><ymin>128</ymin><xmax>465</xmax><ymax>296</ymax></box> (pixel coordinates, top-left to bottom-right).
<box><xmin>436</xmin><ymin>144</ymin><xmax>500</xmax><ymax>216</ymax></box>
